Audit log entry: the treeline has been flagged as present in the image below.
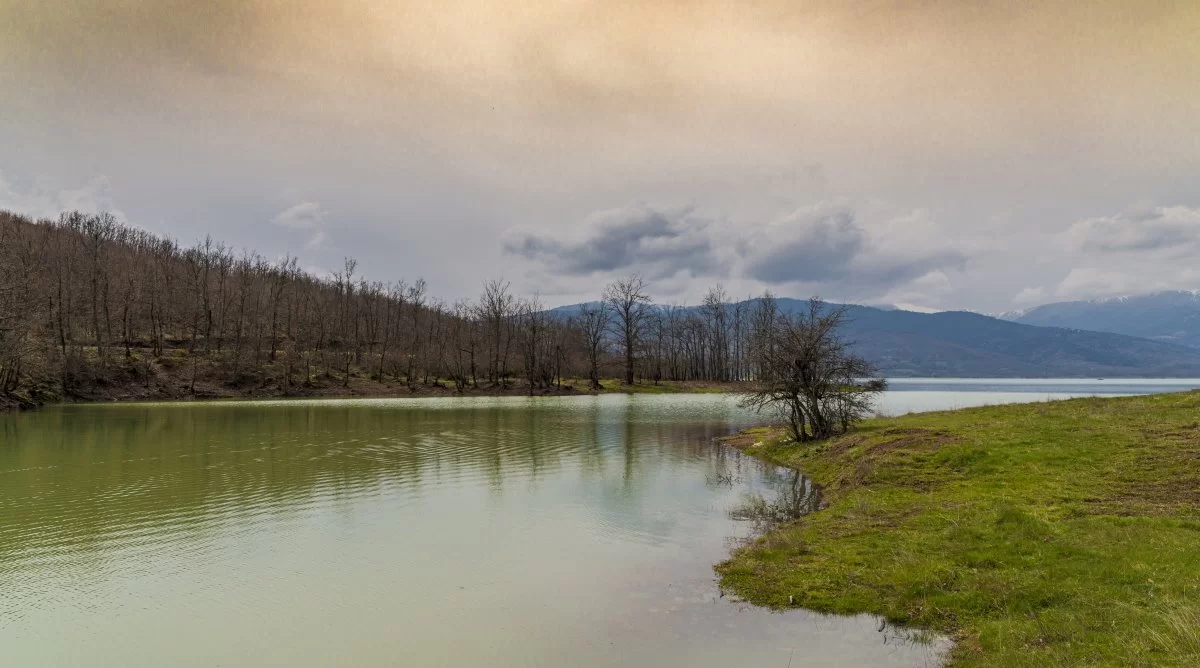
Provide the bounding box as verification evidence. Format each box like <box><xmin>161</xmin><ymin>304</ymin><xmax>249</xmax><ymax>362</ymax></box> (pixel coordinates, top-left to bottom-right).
<box><xmin>0</xmin><ymin>210</ymin><xmax>772</xmax><ymax>406</ymax></box>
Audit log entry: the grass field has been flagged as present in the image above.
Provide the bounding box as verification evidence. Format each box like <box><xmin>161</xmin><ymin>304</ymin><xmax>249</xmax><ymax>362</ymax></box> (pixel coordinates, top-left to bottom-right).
<box><xmin>718</xmin><ymin>392</ymin><xmax>1200</xmax><ymax>667</ymax></box>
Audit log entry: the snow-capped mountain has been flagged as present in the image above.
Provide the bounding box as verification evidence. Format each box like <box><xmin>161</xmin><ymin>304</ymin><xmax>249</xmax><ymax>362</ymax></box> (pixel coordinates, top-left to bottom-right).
<box><xmin>1002</xmin><ymin>290</ymin><xmax>1200</xmax><ymax>348</ymax></box>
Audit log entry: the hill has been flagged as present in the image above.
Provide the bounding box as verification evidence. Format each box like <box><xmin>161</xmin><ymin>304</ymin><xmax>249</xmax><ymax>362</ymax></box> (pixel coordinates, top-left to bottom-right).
<box><xmin>1004</xmin><ymin>291</ymin><xmax>1200</xmax><ymax>348</ymax></box>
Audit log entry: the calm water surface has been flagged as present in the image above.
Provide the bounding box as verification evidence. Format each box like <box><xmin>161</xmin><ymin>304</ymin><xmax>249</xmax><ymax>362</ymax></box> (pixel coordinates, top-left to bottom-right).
<box><xmin>2</xmin><ymin>380</ymin><xmax>1192</xmax><ymax>666</ymax></box>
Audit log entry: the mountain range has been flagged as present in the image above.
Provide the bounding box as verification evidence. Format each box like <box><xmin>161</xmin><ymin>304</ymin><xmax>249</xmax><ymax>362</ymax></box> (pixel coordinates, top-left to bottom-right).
<box><xmin>551</xmin><ymin>296</ymin><xmax>1200</xmax><ymax>378</ymax></box>
<box><xmin>1001</xmin><ymin>291</ymin><xmax>1200</xmax><ymax>349</ymax></box>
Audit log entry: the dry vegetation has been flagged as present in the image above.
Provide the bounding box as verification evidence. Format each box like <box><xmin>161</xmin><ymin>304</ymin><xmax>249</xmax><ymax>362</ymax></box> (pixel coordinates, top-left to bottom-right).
<box><xmin>0</xmin><ymin>210</ymin><xmax>776</xmax><ymax>410</ymax></box>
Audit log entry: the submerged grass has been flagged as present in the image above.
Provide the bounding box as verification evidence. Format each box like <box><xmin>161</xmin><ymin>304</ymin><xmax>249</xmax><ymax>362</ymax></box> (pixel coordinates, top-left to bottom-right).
<box><xmin>718</xmin><ymin>393</ymin><xmax>1200</xmax><ymax>667</ymax></box>
<box><xmin>562</xmin><ymin>378</ymin><xmax>737</xmax><ymax>394</ymax></box>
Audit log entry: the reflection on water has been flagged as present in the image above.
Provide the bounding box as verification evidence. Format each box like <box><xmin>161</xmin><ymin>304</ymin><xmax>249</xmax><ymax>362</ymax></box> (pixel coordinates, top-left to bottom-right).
<box><xmin>0</xmin><ymin>394</ymin><xmax>947</xmax><ymax>667</ymax></box>
<box><xmin>730</xmin><ymin>469</ymin><xmax>822</xmax><ymax>533</ymax></box>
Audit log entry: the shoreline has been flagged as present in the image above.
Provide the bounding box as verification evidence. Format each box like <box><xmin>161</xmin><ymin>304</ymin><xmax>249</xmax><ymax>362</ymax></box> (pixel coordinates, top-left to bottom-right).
<box><xmin>0</xmin><ymin>378</ymin><xmax>745</xmax><ymax>413</ymax></box>
<box><xmin>716</xmin><ymin>392</ymin><xmax>1200</xmax><ymax>666</ymax></box>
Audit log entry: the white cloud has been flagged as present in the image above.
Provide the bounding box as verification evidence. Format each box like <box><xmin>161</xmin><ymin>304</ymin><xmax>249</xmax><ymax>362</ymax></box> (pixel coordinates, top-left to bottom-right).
<box><xmin>1012</xmin><ymin>286</ymin><xmax>1046</xmax><ymax>306</ymax></box>
<box><xmin>271</xmin><ymin>201</ymin><xmax>327</xmax><ymax>229</ymax></box>
<box><xmin>1036</xmin><ymin>204</ymin><xmax>1200</xmax><ymax>303</ymax></box>
<box><xmin>0</xmin><ymin>172</ymin><xmax>125</xmax><ymax>221</ymax></box>
<box><xmin>304</xmin><ymin>230</ymin><xmax>328</xmax><ymax>249</ymax></box>
<box><xmin>1066</xmin><ymin>205</ymin><xmax>1200</xmax><ymax>255</ymax></box>
<box><xmin>892</xmin><ymin>303</ymin><xmax>942</xmax><ymax>314</ymax></box>
<box><xmin>271</xmin><ymin>201</ymin><xmax>330</xmax><ymax>250</ymax></box>
<box><xmin>1052</xmin><ymin>267</ymin><xmax>1180</xmax><ymax>301</ymax></box>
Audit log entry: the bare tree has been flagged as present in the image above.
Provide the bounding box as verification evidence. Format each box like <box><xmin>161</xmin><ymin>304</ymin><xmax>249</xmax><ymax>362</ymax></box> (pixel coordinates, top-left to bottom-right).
<box><xmin>445</xmin><ymin>300</ymin><xmax>476</xmax><ymax>392</ymax></box>
<box><xmin>477</xmin><ymin>279</ymin><xmax>517</xmax><ymax>387</ymax></box>
<box><xmin>701</xmin><ymin>284</ymin><xmax>730</xmax><ymax>381</ymax></box>
<box><xmin>603</xmin><ymin>275</ymin><xmax>651</xmax><ymax>385</ymax></box>
<box><xmin>3</xmin><ymin>209</ymin><xmax>836</xmax><ymax>406</ymax></box>
<box><xmin>742</xmin><ymin>297</ymin><xmax>885</xmax><ymax>442</ymax></box>
<box><xmin>403</xmin><ymin>279</ymin><xmax>427</xmax><ymax>384</ymax></box>
<box><xmin>518</xmin><ymin>295</ymin><xmax>559</xmax><ymax>395</ymax></box>
<box><xmin>0</xmin><ymin>217</ymin><xmax>38</xmax><ymax>397</ymax></box>
<box><xmin>578</xmin><ymin>303</ymin><xmax>609</xmax><ymax>390</ymax></box>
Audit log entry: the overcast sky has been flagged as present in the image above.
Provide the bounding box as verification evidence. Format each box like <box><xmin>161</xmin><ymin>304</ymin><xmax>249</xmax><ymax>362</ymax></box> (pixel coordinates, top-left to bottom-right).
<box><xmin>3</xmin><ymin>1</ymin><xmax>1198</xmax><ymax>312</ymax></box>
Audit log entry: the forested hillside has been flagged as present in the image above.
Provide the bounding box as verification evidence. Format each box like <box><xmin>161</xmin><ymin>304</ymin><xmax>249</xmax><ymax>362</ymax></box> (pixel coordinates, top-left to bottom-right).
<box><xmin>5</xmin><ymin>210</ymin><xmax>1200</xmax><ymax>410</ymax></box>
<box><xmin>0</xmin><ymin>211</ymin><xmax>763</xmax><ymax>408</ymax></box>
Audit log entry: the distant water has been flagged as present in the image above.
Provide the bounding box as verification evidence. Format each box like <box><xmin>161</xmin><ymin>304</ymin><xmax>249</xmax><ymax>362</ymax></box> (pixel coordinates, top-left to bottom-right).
<box><xmin>2</xmin><ymin>381</ymin><xmax>1190</xmax><ymax>666</ymax></box>
<box><xmin>877</xmin><ymin>377</ymin><xmax>1199</xmax><ymax>415</ymax></box>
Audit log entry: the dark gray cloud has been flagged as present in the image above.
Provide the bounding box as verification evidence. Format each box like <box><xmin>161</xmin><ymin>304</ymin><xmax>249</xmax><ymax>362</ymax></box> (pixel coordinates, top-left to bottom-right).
<box><xmin>503</xmin><ymin>204</ymin><xmax>724</xmax><ymax>279</ymax></box>
<box><xmin>742</xmin><ymin>207</ymin><xmax>862</xmax><ymax>283</ymax></box>
<box><xmin>860</xmin><ymin>251</ymin><xmax>968</xmax><ymax>286</ymax></box>
<box><xmin>739</xmin><ymin>205</ymin><xmax>967</xmax><ymax>295</ymax></box>
<box><xmin>506</xmin><ymin>202</ymin><xmax>969</xmax><ymax>305</ymax></box>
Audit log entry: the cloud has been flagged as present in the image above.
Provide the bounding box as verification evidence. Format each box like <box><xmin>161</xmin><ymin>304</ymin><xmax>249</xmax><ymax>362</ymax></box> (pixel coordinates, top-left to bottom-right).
<box><xmin>506</xmin><ymin>201</ymin><xmax>968</xmax><ymax>304</ymax></box>
<box><xmin>502</xmin><ymin>203</ymin><xmax>724</xmax><ymax>279</ymax></box>
<box><xmin>271</xmin><ymin>201</ymin><xmax>326</xmax><ymax>229</ymax></box>
<box><xmin>1028</xmin><ymin>204</ymin><xmax>1200</xmax><ymax>304</ymax></box>
<box><xmin>740</xmin><ymin>204</ymin><xmax>966</xmax><ymax>293</ymax></box>
<box><xmin>304</xmin><ymin>230</ymin><xmax>328</xmax><ymax>249</ymax></box>
<box><xmin>1012</xmin><ymin>286</ymin><xmax>1046</xmax><ymax>306</ymax></box>
<box><xmin>271</xmin><ymin>201</ymin><xmax>328</xmax><ymax>249</ymax></box>
<box><xmin>4</xmin><ymin>1</ymin><xmax>1200</xmax><ymax>316</ymax></box>
<box><xmin>1066</xmin><ymin>205</ymin><xmax>1200</xmax><ymax>254</ymax></box>
<box><xmin>1048</xmin><ymin>265</ymin><xmax>1200</xmax><ymax>302</ymax></box>
<box><xmin>1053</xmin><ymin>268</ymin><xmax>1158</xmax><ymax>300</ymax></box>
<box><xmin>741</xmin><ymin>206</ymin><xmax>863</xmax><ymax>282</ymax></box>
<box><xmin>0</xmin><ymin>172</ymin><xmax>125</xmax><ymax>221</ymax></box>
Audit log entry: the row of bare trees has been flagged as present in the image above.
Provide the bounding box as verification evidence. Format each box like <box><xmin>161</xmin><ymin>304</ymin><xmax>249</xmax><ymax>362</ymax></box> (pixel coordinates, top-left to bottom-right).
<box><xmin>1</xmin><ymin>210</ymin><xmax>880</xmax><ymax>426</ymax></box>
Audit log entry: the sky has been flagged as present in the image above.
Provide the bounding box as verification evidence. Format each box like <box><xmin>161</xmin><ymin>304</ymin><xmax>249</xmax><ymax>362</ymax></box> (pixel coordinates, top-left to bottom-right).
<box><xmin>2</xmin><ymin>1</ymin><xmax>1199</xmax><ymax>313</ymax></box>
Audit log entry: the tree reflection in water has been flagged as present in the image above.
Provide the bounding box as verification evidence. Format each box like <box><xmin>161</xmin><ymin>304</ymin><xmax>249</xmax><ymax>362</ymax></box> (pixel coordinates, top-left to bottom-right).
<box><xmin>728</xmin><ymin>468</ymin><xmax>821</xmax><ymax>532</ymax></box>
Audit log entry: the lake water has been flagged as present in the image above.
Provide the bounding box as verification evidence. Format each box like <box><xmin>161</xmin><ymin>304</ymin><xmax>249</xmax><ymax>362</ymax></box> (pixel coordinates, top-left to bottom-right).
<box><xmin>2</xmin><ymin>379</ymin><xmax>1195</xmax><ymax>667</ymax></box>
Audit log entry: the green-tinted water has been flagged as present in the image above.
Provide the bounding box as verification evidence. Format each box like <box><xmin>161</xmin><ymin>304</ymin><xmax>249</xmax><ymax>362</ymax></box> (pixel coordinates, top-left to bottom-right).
<box><xmin>1</xmin><ymin>395</ymin><xmax>943</xmax><ymax>666</ymax></box>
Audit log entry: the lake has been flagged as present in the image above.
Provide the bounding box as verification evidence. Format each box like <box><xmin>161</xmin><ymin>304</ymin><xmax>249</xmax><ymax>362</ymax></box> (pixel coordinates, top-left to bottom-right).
<box><xmin>2</xmin><ymin>379</ymin><xmax>1196</xmax><ymax>666</ymax></box>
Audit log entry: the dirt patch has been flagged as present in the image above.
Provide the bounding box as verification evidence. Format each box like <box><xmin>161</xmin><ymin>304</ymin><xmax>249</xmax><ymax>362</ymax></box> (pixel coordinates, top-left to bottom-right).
<box><xmin>830</xmin><ymin>427</ymin><xmax>961</xmax><ymax>458</ymax></box>
<box><xmin>718</xmin><ymin>427</ymin><xmax>962</xmax><ymax>466</ymax></box>
<box><xmin>716</xmin><ymin>431</ymin><xmax>771</xmax><ymax>451</ymax></box>
<box><xmin>1095</xmin><ymin>426</ymin><xmax>1200</xmax><ymax>512</ymax></box>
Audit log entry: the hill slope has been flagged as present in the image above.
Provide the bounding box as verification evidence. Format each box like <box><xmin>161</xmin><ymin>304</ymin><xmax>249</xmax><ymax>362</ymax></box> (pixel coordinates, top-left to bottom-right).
<box><xmin>1004</xmin><ymin>291</ymin><xmax>1200</xmax><ymax>348</ymax></box>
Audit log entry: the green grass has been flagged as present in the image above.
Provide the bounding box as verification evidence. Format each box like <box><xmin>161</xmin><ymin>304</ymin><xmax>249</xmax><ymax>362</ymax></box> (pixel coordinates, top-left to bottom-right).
<box><xmin>718</xmin><ymin>393</ymin><xmax>1200</xmax><ymax>667</ymax></box>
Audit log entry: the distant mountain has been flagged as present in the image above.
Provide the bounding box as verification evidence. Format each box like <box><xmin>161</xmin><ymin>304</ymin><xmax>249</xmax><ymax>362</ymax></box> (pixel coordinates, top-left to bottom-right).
<box><xmin>814</xmin><ymin>301</ymin><xmax>1200</xmax><ymax>377</ymax></box>
<box><xmin>549</xmin><ymin>297</ymin><xmax>1200</xmax><ymax>377</ymax></box>
<box><xmin>1003</xmin><ymin>291</ymin><xmax>1200</xmax><ymax>349</ymax></box>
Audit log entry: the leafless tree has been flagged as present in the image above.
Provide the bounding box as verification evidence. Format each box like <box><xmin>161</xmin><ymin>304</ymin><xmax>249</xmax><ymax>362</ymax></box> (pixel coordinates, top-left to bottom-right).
<box><xmin>0</xmin><ymin>209</ymin><xmax>821</xmax><ymax>407</ymax></box>
<box><xmin>477</xmin><ymin>279</ymin><xmax>517</xmax><ymax>387</ymax></box>
<box><xmin>742</xmin><ymin>296</ymin><xmax>885</xmax><ymax>441</ymax></box>
<box><xmin>603</xmin><ymin>275</ymin><xmax>651</xmax><ymax>385</ymax></box>
<box><xmin>578</xmin><ymin>303</ymin><xmax>609</xmax><ymax>389</ymax></box>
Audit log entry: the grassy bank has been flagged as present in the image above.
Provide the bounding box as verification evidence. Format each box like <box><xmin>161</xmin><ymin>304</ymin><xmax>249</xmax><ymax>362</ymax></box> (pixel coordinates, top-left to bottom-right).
<box><xmin>718</xmin><ymin>393</ymin><xmax>1200</xmax><ymax>667</ymax></box>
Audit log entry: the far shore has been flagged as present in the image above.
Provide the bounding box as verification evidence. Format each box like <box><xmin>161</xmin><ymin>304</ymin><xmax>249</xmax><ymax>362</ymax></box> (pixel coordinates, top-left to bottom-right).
<box><xmin>0</xmin><ymin>377</ymin><xmax>745</xmax><ymax>413</ymax></box>
<box><xmin>8</xmin><ymin>375</ymin><xmax>1200</xmax><ymax>414</ymax></box>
